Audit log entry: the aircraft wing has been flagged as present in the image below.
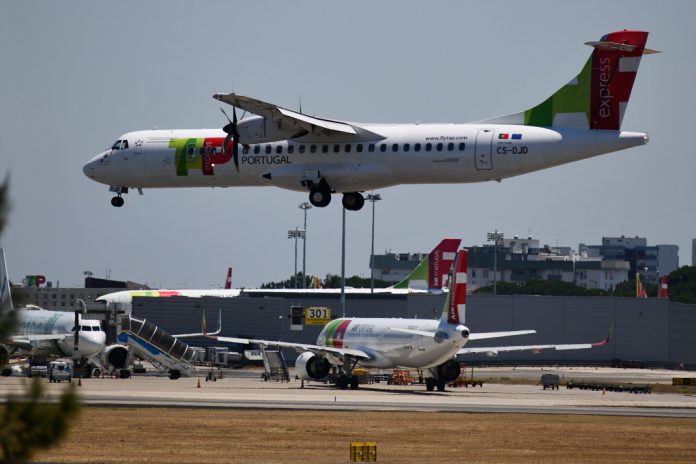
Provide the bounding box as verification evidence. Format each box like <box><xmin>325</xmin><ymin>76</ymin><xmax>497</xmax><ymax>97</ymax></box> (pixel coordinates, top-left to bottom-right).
<box><xmin>213</xmin><ymin>93</ymin><xmax>358</xmax><ymax>136</ymax></box>
<box><xmin>458</xmin><ymin>325</ymin><xmax>613</xmax><ymax>356</ymax></box>
<box><xmin>208</xmin><ymin>335</ymin><xmax>371</xmax><ymax>359</ymax></box>
<box><xmin>388</xmin><ymin>328</ymin><xmax>536</xmax><ymax>339</ymax></box>
<box><xmin>468</xmin><ymin>330</ymin><xmax>536</xmax><ymax>341</ymax></box>
<box><xmin>458</xmin><ymin>342</ymin><xmax>593</xmax><ymax>355</ymax></box>
<box><xmin>10</xmin><ymin>334</ymin><xmax>69</xmax><ymax>342</ymax></box>
<box><xmin>173</xmin><ymin>310</ymin><xmax>222</xmax><ymax>338</ymax></box>
<box><xmin>6</xmin><ymin>333</ymin><xmax>69</xmax><ymax>350</ymax></box>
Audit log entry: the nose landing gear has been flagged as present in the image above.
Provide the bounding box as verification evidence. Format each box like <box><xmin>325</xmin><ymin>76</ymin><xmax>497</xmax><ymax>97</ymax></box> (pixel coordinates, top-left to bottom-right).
<box><xmin>110</xmin><ymin>195</ymin><xmax>124</xmax><ymax>207</ymax></box>
<box><xmin>108</xmin><ymin>186</ymin><xmax>128</xmax><ymax>207</ymax></box>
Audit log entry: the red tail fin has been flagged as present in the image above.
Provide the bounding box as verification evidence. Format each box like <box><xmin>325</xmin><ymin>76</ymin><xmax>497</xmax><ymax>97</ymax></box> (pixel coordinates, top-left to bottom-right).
<box><xmin>429</xmin><ymin>238</ymin><xmax>461</xmax><ymax>289</ymax></box>
<box><xmin>446</xmin><ymin>249</ymin><xmax>468</xmax><ymax>324</ymax></box>
<box><xmin>659</xmin><ymin>275</ymin><xmax>669</xmax><ymax>299</ymax></box>
<box><xmin>588</xmin><ymin>30</ymin><xmax>649</xmax><ymax>130</ymax></box>
<box><xmin>224</xmin><ymin>267</ymin><xmax>232</xmax><ymax>289</ymax></box>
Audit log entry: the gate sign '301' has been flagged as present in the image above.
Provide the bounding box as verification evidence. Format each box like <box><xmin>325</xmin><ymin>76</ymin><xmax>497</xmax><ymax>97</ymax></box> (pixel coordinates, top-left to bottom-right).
<box><xmin>305</xmin><ymin>307</ymin><xmax>331</xmax><ymax>325</ymax></box>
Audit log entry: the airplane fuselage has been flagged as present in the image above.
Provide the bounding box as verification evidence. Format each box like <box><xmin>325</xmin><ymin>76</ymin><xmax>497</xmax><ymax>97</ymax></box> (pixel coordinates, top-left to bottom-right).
<box><xmin>84</xmin><ymin>123</ymin><xmax>647</xmax><ymax>195</ymax></box>
<box><xmin>16</xmin><ymin>308</ymin><xmax>105</xmax><ymax>357</ymax></box>
<box><xmin>316</xmin><ymin>317</ymin><xmax>468</xmax><ymax>369</ymax></box>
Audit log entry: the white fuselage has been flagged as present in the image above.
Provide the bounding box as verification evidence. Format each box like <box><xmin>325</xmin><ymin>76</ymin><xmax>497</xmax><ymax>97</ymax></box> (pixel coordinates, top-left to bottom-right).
<box><xmin>316</xmin><ymin>318</ymin><xmax>468</xmax><ymax>369</ymax></box>
<box><xmin>17</xmin><ymin>308</ymin><xmax>106</xmax><ymax>357</ymax></box>
<box><xmin>83</xmin><ymin>123</ymin><xmax>647</xmax><ymax>193</ymax></box>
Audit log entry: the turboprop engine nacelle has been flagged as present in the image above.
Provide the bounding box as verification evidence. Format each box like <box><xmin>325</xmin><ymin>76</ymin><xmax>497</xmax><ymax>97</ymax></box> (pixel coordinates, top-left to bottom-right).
<box><xmin>294</xmin><ymin>352</ymin><xmax>331</xmax><ymax>381</ymax></box>
<box><xmin>99</xmin><ymin>344</ymin><xmax>130</xmax><ymax>370</ymax></box>
<box><xmin>238</xmin><ymin>116</ymin><xmax>307</xmax><ymax>144</ymax></box>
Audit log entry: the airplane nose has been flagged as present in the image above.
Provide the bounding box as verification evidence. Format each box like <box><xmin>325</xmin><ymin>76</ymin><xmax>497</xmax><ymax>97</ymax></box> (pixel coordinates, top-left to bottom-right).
<box><xmin>83</xmin><ymin>155</ymin><xmax>100</xmax><ymax>179</ymax></box>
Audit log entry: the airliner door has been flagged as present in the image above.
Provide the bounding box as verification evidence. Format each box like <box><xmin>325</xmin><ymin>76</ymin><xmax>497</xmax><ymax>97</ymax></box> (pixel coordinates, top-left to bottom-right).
<box><xmin>475</xmin><ymin>129</ymin><xmax>494</xmax><ymax>170</ymax></box>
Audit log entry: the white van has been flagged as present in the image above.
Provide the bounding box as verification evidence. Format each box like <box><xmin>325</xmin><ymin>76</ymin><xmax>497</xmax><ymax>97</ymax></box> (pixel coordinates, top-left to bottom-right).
<box><xmin>47</xmin><ymin>360</ymin><xmax>72</xmax><ymax>383</ymax></box>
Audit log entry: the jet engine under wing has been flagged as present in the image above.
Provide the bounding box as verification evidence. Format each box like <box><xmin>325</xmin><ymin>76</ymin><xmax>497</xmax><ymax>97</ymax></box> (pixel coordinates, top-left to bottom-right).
<box><xmin>208</xmin><ymin>335</ymin><xmax>371</xmax><ymax>359</ymax></box>
<box><xmin>213</xmin><ymin>93</ymin><xmax>358</xmax><ymax>135</ymax></box>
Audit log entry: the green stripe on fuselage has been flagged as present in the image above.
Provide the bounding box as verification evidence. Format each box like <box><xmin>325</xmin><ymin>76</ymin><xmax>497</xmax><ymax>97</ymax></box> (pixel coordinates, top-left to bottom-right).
<box><xmin>323</xmin><ymin>318</ymin><xmax>343</xmax><ymax>347</ymax></box>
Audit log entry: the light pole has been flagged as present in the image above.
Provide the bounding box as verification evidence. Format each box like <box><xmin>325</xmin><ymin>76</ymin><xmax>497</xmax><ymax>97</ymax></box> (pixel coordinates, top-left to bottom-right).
<box><xmin>341</xmin><ymin>206</ymin><xmax>346</xmax><ymax>317</ymax></box>
<box><xmin>288</xmin><ymin>228</ymin><xmax>305</xmax><ymax>288</ymax></box>
<box><xmin>366</xmin><ymin>193</ymin><xmax>382</xmax><ymax>293</ymax></box>
<box><xmin>486</xmin><ymin>230</ymin><xmax>504</xmax><ymax>295</ymax></box>
<box><xmin>299</xmin><ymin>202</ymin><xmax>312</xmax><ymax>288</ymax></box>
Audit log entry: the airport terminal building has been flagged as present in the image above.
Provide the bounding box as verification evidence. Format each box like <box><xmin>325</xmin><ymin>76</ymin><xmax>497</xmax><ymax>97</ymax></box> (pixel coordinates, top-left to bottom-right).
<box><xmin>131</xmin><ymin>291</ymin><xmax>696</xmax><ymax>368</ymax></box>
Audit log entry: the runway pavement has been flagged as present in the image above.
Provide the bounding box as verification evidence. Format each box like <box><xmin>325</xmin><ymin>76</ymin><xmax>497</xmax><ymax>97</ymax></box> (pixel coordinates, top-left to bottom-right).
<box><xmin>2</xmin><ymin>367</ymin><xmax>696</xmax><ymax>418</ymax></box>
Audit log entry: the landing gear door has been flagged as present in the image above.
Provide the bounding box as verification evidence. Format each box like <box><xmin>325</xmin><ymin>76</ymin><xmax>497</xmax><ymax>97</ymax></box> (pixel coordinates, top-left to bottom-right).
<box><xmin>475</xmin><ymin>129</ymin><xmax>494</xmax><ymax>170</ymax></box>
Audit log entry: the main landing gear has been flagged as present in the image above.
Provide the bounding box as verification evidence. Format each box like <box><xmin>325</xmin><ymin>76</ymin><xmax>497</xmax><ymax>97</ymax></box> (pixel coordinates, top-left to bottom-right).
<box><xmin>306</xmin><ymin>179</ymin><xmax>365</xmax><ymax>211</ymax></box>
<box><xmin>336</xmin><ymin>356</ymin><xmax>360</xmax><ymax>390</ymax></box>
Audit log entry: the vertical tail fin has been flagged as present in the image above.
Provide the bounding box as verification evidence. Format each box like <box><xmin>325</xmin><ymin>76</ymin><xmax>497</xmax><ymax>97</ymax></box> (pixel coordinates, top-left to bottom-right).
<box><xmin>481</xmin><ymin>30</ymin><xmax>655</xmax><ymax>130</ymax></box>
<box><xmin>439</xmin><ymin>249</ymin><xmax>468</xmax><ymax>325</ymax></box>
<box><xmin>0</xmin><ymin>248</ymin><xmax>15</xmax><ymax>312</ymax></box>
<box><xmin>391</xmin><ymin>238</ymin><xmax>461</xmax><ymax>290</ymax></box>
<box><xmin>224</xmin><ymin>267</ymin><xmax>232</xmax><ymax>289</ymax></box>
<box><xmin>658</xmin><ymin>275</ymin><xmax>669</xmax><ymax>299</ymax></box>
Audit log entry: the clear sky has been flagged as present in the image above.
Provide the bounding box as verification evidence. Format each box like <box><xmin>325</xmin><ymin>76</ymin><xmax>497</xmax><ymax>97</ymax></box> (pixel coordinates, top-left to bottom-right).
<box><xmin>1</xmin><ymin>1</ymin><xmax>694</xmax><ymax>289</ymax></box>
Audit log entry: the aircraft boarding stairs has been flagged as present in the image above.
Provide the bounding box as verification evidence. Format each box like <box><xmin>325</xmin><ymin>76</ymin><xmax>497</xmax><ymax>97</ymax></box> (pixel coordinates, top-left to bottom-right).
<box><xmin>118</xmin><ymin>316</ymin><xmax>195</xmax><ymax>379</ymax></box>
<box><xmin>261</xmin><ymin>348</ymin><xmax>289</xmax><ymax>382</ymax></box>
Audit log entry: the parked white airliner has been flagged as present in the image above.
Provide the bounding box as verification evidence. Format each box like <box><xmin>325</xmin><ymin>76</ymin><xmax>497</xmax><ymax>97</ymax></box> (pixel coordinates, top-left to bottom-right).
<box><xmin>84</xmin><ymin>30</ymin><xmax>656</xmax><ymax>210</ymax></box>
<box><xmin>207</xmin><ymin>249</ymin><xmax>611</xmax><ymax>391</ymax></box>
<box><xmin>95</xmin><ymin>238</ymin><xmax>461</xmax><ymax>314</ymax></box>
<box><xmin>0</xmin><ymin>249</ymin><xmax>106</xmax><ymax>364</ymax></box>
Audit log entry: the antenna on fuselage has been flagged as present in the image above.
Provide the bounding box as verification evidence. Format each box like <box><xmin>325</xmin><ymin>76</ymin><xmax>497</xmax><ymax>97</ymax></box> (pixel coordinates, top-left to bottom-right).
<box><xmin>299</xmin><ymin>95</ymin><xmax>303</xmax><ymax>114</ymax></box>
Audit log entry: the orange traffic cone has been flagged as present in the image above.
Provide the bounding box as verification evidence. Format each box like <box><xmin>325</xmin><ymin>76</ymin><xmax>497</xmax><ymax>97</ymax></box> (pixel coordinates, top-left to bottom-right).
<box><xmin>197</xmin><ymin>378</ymin><xmax>201</xmax><ymax>388</ymax></box>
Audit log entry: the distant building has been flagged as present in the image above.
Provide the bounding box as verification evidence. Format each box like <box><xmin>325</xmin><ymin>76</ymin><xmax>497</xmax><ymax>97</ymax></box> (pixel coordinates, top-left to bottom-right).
<box><xmin>579</xmin><ymin>236</ymin><xmax>679</xmax><ymax>284</ymax></box>
<box><xmin>371</xmin><ymin>250</ymin><xmax>427</xmax><ymax>283</ymax></box>
<box><xmin>15</xmin><ymin>278</ymin><xmax>149</xmax><ymax>311</ymax></box>
<box><xmin>693</xmin><ymin>239</ymin><xmax>696</xmax><ymax>266</ymax></box>
<box><xmin>467</xmin><ymin>236</ymin><xmax>629</xmax><ymax>292</ymax></box>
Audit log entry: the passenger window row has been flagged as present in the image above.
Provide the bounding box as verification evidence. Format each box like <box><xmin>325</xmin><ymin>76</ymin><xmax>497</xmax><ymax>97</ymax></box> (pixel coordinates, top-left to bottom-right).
<box><xmin>245</xmin><ymin>142</ymin><xmax>466</xmax><ymax>155</ymax></box>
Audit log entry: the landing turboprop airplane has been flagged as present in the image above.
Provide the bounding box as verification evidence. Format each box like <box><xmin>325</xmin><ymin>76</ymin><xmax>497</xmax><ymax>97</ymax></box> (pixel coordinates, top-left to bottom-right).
<box><xmin>95</xmin><ymin>239</ymin><xmax>461</xmax><ymax>314</ymax></box>
<box><xmin>207</xmin><ymin>249</ymin><xmax>611</xmax><ymax>391</ymax></box>
<box><xmin>84</xmin><ymin>30</ymin><xmax>656</xmax><ymax>210</ymax></box>
<box><xmin>0</xmin><ymin>249</ymin><xmax>106</xmax><ymax>365</ymax></box>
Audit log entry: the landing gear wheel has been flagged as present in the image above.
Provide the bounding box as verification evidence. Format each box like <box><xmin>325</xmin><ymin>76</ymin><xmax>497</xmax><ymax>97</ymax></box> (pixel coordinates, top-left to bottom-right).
<box><xmin>111</xmin><ymin>196</ymin><xmax>124</xmax><ymax>207</ymax></box>
<box><xmin>425</xmin><ymin>378</ymin><xmax>435</xmax><ymax>392</ymax></box>
<box><xmin>342</xmin><ymin>192</ymin><xmax>365</xmax><ymax>211</ymax></box>
<box><xmin>168</xmin><ymin>370</ymin><xmax>181</xmax><ymax>380</ymax></box>
<box><xmin>437</xmin><ymin>377</ymin><xmax>446</xmax><ymax>392</ymax></box>
<box><xmin>337</xmin><ymin>375</ymin><xmax>349</xmax><ymax>390</ymax></box>
<box><xmin>350</xmin><ymin>375</ymin><xmax>360</xmax><ymax>390</ymax></box>
<box><xmin>309</xmin><ymin>188</ymin><xmax>331</xmax><ymax>207</ymax></box>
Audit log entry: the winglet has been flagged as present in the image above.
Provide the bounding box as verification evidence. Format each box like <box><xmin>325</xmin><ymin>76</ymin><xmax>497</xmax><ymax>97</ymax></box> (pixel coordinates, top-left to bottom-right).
<box><xmin>592</xmin><ymin>323</ymin><xmax>615</xmax><ymax>347</ymax></box>
<box><xmin>209</xmin><ymin>310</ymin><xmax>223</xmax><ymax>336</ymax></box>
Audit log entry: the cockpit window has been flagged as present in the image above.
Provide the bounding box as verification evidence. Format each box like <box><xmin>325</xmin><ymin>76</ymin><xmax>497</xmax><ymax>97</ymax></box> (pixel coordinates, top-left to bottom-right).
<box><xmin>111</xmin><ymin>140</ymin><xmax>122</xmax><ymax>150</ymax></box>
<box><xmin>121</xmin><ymin>140</ymin><xmax>129</xmax><ymax>149</ymax></box>
<box><xmin>80</xmin><ymin>325</ymin><xmax>92</xmax><ymax>331</ymax></box>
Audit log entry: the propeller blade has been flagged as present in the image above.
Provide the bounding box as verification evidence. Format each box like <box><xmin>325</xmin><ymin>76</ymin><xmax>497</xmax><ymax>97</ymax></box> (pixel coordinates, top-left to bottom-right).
<box><xmin>232</xmin><ymin>138</ymin><xmax>239</xmax><ymax>173</ymax></box>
